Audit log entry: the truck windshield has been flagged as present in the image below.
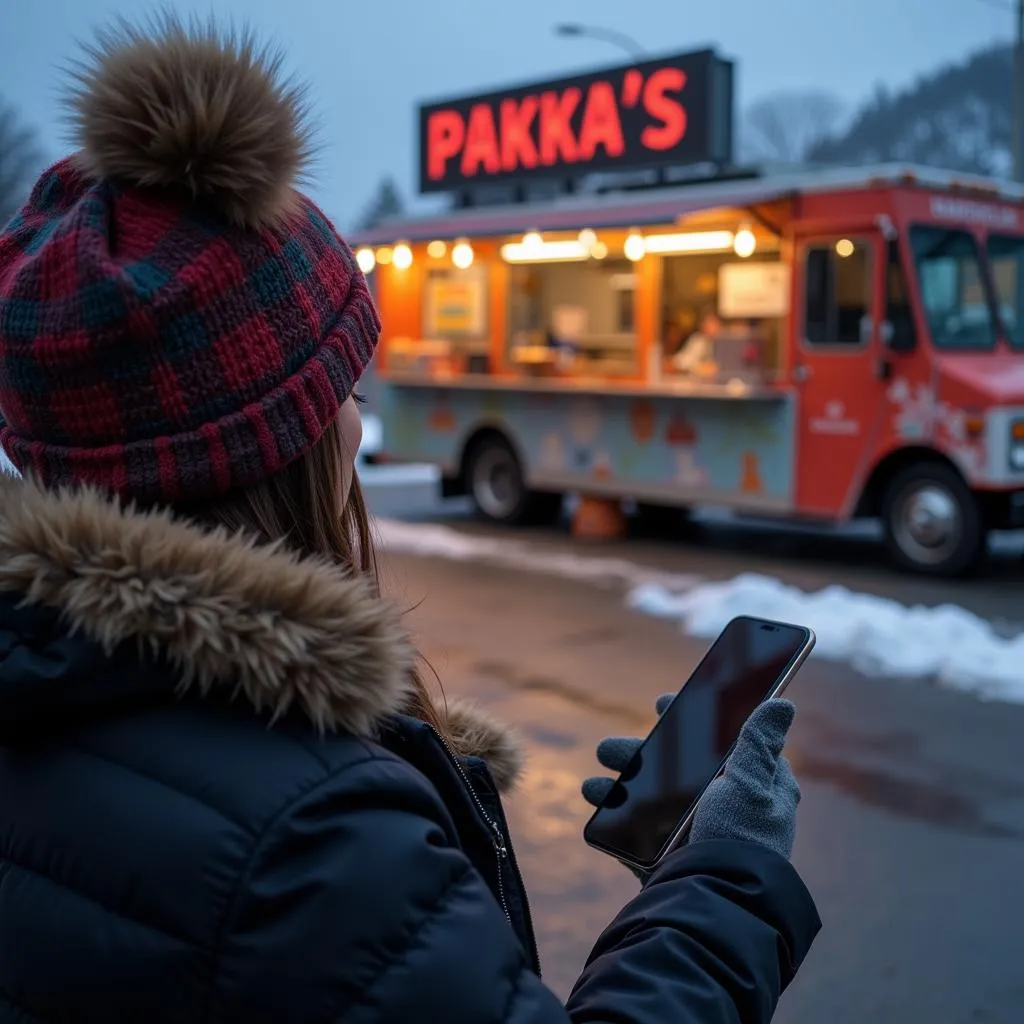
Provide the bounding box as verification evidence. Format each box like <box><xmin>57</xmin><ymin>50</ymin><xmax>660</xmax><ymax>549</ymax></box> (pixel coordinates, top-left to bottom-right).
<box><xmin>909</xmin><ymin>226</ymin><xmax>995</xmax><ymax>350</ymax></box>
<box><xmin>986</xmin><ymin>234</ymin><xmax>1024</xmax><ymax>348</ymax></box>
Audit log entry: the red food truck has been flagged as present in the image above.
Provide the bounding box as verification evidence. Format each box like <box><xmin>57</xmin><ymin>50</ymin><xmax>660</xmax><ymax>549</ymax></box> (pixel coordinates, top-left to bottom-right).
<box><xmin>351</xmin><ymin>47</ymin><xmax>1024</xmax><ymax>576</ymax></box>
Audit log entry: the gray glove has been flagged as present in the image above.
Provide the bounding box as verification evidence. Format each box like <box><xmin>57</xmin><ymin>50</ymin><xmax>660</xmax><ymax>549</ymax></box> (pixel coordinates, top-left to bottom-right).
<box><xmin>690</xmin><ymin>698</ymin><xmax>800</xmax><ymax>860</ymax></box>
<box><xmin>583</xmin><ymin>697</ymin><xmax>800</xmax><ymax>877</ymax></box>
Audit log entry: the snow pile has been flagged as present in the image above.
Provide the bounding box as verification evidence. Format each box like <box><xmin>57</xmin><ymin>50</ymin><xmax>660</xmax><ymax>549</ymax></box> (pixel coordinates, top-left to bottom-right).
<box><xmin>629</xmin><ymin>573</ymin><xmax>1024</xmax><ymax>703</ymax></box>
<box><xmin>360</xmin><ymin>463</ymin><xmax>439</xmax><ymax>486</ymax></box>
<box><xmin>358</xmin><ymin>414</ymin><xmax>381</xmax><ymax>458</ymax></box>
<box><xmin>355</xmin><ymin>415</ymin><xmax>439</xmax><ymax>486</ymax></box>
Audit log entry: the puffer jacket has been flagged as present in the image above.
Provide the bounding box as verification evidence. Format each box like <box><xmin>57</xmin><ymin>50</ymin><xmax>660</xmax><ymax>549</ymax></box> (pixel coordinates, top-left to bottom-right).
<box><xmin>0</xmin><ymin>474</ymin><xmax>820</xmax><ymax>1022</ymax></box>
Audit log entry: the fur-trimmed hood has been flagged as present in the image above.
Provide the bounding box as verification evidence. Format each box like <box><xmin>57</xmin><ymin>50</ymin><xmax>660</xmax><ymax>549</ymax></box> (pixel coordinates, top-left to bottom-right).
<box><xmin>0</xmin><ymin>474</ymin><xmax>523</xmax><ymax>790</ymax></box>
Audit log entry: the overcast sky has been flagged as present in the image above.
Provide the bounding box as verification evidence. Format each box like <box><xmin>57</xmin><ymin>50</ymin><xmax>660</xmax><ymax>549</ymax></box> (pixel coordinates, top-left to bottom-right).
<box><xmin>1</xmin><ymin>0</ymin><xmax>1013</xmax><ymax>231</ymax></box>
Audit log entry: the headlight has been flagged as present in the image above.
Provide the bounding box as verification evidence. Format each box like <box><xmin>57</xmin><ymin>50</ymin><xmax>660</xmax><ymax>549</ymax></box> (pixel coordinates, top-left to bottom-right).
<box><xmin>1010</xmin><ymin>420</ymin><xmax>1024</xmax><ymax>471</ymax></box>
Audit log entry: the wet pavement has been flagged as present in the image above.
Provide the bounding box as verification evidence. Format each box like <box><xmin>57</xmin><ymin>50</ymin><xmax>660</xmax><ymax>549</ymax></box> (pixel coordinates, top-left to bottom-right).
<box><xmin>366</xmin><ymin>476</ymin><xmax>1024</xmax><ymax>627</ymax></box>
<box><xmin>381</xmin><ymin>545</ymin><xmax>1024</xmax><ymax>1023</ymax></box>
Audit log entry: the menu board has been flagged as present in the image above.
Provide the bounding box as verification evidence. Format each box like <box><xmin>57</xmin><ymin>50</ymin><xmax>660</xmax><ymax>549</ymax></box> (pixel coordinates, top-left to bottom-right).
<box><xmin>718</xmin><ymin>262</ymin><xmax>791</xmax><ymax>319</ymax></box>
<box><xmin>423</xmin><ymin>267</ymin><xmax>487</xmax><ymax>337</ymax></box>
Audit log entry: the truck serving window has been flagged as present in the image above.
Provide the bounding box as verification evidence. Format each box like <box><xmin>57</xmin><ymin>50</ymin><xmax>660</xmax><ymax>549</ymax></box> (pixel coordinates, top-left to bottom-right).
<box><xmin>507</xmin><ymin>260</ymin><xmax>639</xmax><ymax>376</ymax></box>
<box><xmin>909</xmin><ymin>226</ymin><xmax>994</xmax><ymax>350</ymax></box>
<box><xmin>986</xmin><ymin>234</ymin><xmax>1024</xmax><ymax>347</ymax></box>
<box><xmin>803</xmin><ymin>239</ymin><xmax>871</xmax><ymax>347</ymax></box>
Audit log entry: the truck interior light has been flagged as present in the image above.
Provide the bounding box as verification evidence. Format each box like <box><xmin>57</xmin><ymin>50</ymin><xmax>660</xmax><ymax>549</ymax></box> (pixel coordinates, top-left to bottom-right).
<box><xmin>522</xmin><ymin>231</ymin><xmax>543</xmax><ymax>248</ymax></box>
<box><xmin>578</xmin><ymin>228</ymin><xmax>597</xmax><ymax>248</ymax></box>
<box><xmin>624</xmin><ymin>232</ymin><xmax>646</xmax><ymax>261</ymax></box>
<box><xmin>734</xmin><ymin>227</ymin><xmax>757</xmax><ymax>258</ymax></box>
<box><xmin>642</xmin><ymin>230</ymin><xmax>735</xmax><ymax>255</ymax></box>
<box><xmin>392</xmin><ymin>243</ymin><xmax>413</xmax><ymax>270</ymax></box>
<box><xmin>451</xmin><ymin>240</ymin><xmax>475</xmax><ymax>269</ymax></box>
<box><xmin>375</xmin><ymin>246</ymin><xmax>393</xmax><ymax>265</ymax></box>
<box><xmin>501</xmin><ymin>239</ymin><xmax>590</xmax><ymax>263</ymax></box>
<box><xmin>426</xmin><ymin>240</ymin><xmax>447</xmax><ymax>259</ymax></box>
<box><xmin>591</xmin><ymin>240</ymin><xmax>609</xmax><ymax>260</ymax></box>
<box><xmin>355</xmin><ymin>247</ymin><xmax>376</xmax><ymax>274</ymax></box>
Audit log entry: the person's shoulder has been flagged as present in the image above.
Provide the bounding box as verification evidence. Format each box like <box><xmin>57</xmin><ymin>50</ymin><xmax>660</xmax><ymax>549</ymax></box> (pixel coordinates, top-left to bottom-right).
<box><xmin>75</xmin><ymin>696</ymin><xmax>443</xmax><ymax>843</ymax></box>
<box><xmin>271</xmin><ymin>718</ymin><xmax>454</xmax><ymax>824</ymax></box>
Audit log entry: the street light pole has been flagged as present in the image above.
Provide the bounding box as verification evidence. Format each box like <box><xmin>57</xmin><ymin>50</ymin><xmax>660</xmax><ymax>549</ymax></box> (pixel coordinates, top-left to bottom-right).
<box><xmin>553</xmin><ymin>23</ymin><xmax>646</xmax><ymax>61</ymax></box>
<box><xmin>1015</xmin><ymin>0</ymin><xmax>1024</xmax><ymax>181</ymax></box>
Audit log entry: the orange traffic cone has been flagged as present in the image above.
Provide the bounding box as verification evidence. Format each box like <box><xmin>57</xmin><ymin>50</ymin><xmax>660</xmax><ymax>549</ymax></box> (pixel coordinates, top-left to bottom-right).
<box><xmin>572</xmin><ymin>495</ymin><xmax>627</xmax><ymax>541</ymax></box>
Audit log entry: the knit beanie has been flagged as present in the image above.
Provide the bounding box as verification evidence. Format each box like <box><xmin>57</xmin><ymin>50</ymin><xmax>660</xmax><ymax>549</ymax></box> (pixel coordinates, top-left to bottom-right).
<box><xmin>0</xmin><ymin>16</ymin><xmax>379</xmax><ymax>504</ymax></box>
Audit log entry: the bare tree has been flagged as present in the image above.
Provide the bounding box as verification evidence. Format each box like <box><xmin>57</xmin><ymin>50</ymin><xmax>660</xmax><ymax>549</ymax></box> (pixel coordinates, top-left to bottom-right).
<box><xmin>741</xmin><ymin>91</ymin><xmax>847</xmax><ymax>165</ymax></box>
<box><xmin>0</xmin><ymin>101</ymin><xmax>43</xmax><ymax>226</ymax></box>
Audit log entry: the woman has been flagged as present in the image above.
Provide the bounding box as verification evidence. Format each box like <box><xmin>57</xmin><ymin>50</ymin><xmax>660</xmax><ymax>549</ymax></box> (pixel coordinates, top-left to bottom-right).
<box><xmin>671</xmin><ymin>306</ymin><xmax>722</xmax><ymax>375</ymax></box>
<box><xmin>0</xmin><ymin>18</ymin><xmax>819</xmax><ymax>1021</ymax></box>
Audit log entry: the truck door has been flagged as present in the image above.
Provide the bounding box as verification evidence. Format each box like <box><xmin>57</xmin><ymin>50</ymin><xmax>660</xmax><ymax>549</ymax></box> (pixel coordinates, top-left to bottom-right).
<box><xmin>793</xmin><ymin>230</ymin><xmax>887</xmax><ymax>517</ymax></box>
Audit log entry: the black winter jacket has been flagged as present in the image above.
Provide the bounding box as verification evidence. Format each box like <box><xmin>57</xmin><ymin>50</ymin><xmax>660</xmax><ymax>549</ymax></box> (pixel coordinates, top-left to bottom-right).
<box><xmin>0</xmin><ymin>476</ymin><xmax>820</xmax><ymax>1022</ymax></box>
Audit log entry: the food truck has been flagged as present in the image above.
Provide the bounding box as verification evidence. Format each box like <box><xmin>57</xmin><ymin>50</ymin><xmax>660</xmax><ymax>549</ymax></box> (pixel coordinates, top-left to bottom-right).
<box><xmin>351</xmin><ymin>47</ymin><xmax>1024</xmax><ymax>577</ymax></box>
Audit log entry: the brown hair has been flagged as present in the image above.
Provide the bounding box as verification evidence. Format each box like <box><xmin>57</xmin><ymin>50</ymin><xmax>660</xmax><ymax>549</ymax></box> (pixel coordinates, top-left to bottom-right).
<box><xmin>186</xmin><ymin>414</ymin><xmax>447</xmax><ymax>735</ymax></box>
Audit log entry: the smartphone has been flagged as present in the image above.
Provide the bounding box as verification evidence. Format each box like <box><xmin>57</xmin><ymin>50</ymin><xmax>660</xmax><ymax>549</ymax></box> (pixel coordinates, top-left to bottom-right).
<box><xmin>583</xmin><ymin>615</ymin><xmax>815</xmax><ymax>874</ymax></box>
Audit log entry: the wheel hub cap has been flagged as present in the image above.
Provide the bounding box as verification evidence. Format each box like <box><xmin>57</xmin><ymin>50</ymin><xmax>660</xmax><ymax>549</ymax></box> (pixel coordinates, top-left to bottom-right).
<box><xmin>474</xmin><ymin>449</ymin><xmax>518</xmax><ymax>518</ymax></box>
<box><xmin>895</xmin><ymin>483</ymin><xmax>961</xmax><ymax>566</ymax></box>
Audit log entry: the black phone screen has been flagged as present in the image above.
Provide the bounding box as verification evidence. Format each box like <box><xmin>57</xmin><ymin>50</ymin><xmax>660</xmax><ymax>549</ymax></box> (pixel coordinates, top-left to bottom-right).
<box><xmin>584</xmin><ymin>616</ymin><xmax>811</xmax><ymax>869</ymax></box>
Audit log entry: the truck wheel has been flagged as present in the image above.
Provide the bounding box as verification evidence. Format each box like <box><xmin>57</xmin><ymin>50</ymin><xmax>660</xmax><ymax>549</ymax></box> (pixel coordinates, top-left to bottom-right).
<box><xmin>467</xmin><ymin>437</ymin><xmax>561</xmax><ymax>526</ymax></box>
<box><xmin>881</xmin><ymin>463</ymin><xmax>986</xmax><ymax>576</ymax></box>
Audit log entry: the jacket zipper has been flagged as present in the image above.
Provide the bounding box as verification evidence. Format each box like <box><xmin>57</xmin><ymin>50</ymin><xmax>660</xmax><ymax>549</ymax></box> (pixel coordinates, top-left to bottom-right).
<box><xmin>428</xmin><ymin>724</ymin><xmax>542</xmax><ymax>974</ymax></box>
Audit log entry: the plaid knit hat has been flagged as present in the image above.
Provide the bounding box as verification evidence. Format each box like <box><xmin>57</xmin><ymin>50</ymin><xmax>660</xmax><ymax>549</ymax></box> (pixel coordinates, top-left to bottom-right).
<box><xmin>0</xmin><ymin>17</ymin><xmax>379</xmax><ymax>504</ymax></box>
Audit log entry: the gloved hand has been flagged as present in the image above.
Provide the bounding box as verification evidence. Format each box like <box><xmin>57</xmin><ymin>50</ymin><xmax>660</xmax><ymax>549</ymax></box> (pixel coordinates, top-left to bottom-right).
<box><xmin>690</xmin><ymin>698</ymin><xmax>800</xmax><ymax>860</ymax></box>
<box><xmin>582</xmin><ymin>693</ymin><xmax>674</xmax><ymax>881</ymax></box>
<box><xmin>583</xmin><ymin>696</ymin><xmax>801</xmax><ymax>878</ymax></box>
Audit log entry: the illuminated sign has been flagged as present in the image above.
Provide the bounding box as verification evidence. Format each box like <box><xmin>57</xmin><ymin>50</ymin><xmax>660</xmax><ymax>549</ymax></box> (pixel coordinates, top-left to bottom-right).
<box><xmin>418</xmin><ymin>49</ymin><xmax>734</xmax><ymax>194</ymax></box>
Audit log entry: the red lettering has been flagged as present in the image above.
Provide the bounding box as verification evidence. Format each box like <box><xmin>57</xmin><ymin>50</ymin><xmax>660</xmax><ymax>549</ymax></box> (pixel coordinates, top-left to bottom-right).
<box><xmin>621</xmin><ymin>69</ymin><xmax>644</xmax><ymax>108</ymax></box>
<box><xmin>427</xmin><ymin>110</ymin><xmax>465</xmax><ymax>181</ymax></box>
<box><xmin>578</xmin><ymin>81</ymin><xmax>625</xmax><ymax>160</ymax></box>
<box><xmin>500</xmin><ymin>96</ymin><xmax>539</xmax><ymax>171</ymax></box>
<box><xmin>641</xmin><ymin>68</ymin><xmax>687</xmax><ymax>151</ymax></box>
<box><xmin>539</xmin><ymin>88</ymin><xmax>581</xmax><ymax>165</ymax></box>
<box><xmin>461</xmin><ymin>103</ymin><xmax>501</xmax><ymax>177</ymax></box>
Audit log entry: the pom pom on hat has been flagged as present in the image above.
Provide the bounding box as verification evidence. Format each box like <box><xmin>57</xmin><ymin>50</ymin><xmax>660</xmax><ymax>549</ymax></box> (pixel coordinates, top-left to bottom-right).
<box><xmin>66</xmin><ymin>13</ymin><xmax>314</xmax><ymax>230</ymax></box>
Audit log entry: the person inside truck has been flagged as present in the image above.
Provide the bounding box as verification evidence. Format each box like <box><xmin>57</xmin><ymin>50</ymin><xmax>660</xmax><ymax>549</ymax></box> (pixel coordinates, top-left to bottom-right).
<box><xmin>670</xmin><ymin>306</ymin><xmax>723</xmax><ymax>375</ymax></box>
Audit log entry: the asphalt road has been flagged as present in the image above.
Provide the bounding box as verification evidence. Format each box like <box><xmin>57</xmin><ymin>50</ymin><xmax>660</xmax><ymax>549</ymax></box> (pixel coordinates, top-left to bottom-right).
<box><xmin>365</xmin><ymin>476</ymin><xmax>1024</xmax><ymax>625</ymax></box>
<box><xmin>368</xmin><ymin>481</ymin><xmax>1024</xmax><ymax>1023</ymax></box>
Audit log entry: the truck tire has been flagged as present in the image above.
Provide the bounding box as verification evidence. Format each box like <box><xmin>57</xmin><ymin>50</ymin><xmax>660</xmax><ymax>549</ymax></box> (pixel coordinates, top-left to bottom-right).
<box><xmin>467</xmin><ymin>436</ymin><xmax>561</xmax><ymax>526</ymax></box>
<box><xmin>881</xmin><ymin>462</ymin><xmax>986</xmax><ymax>577</ymax></box>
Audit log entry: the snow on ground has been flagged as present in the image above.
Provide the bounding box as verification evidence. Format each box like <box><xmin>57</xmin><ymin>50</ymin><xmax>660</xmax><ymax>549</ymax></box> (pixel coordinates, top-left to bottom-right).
<box><xmin>359</xmin><ymin>414</ymin><xmax>382</xmax><ymax>457</ymax></box>
<box><xmin>356</xmin><ymin>414</ymin><xmax>439</xmax><ymax>487</ymax></box>
<box><xmin>377</xmin><ymin>518</ymin><xmax>1024</xmax><ymax>705</ymax></box>
<box><xmin>359</xmin><ymin>462</ymin><xmax>440</xmax><ymax>486</ymax></box>
<box><xmin>377</xmin><ymin>518</ymin><xmax>703</xmax><ymax>592</ymax></box>
<box><xmin>628</xmin><ymin>575</ymin><xmax>1024</xmax><ymax>703</ymax></box>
